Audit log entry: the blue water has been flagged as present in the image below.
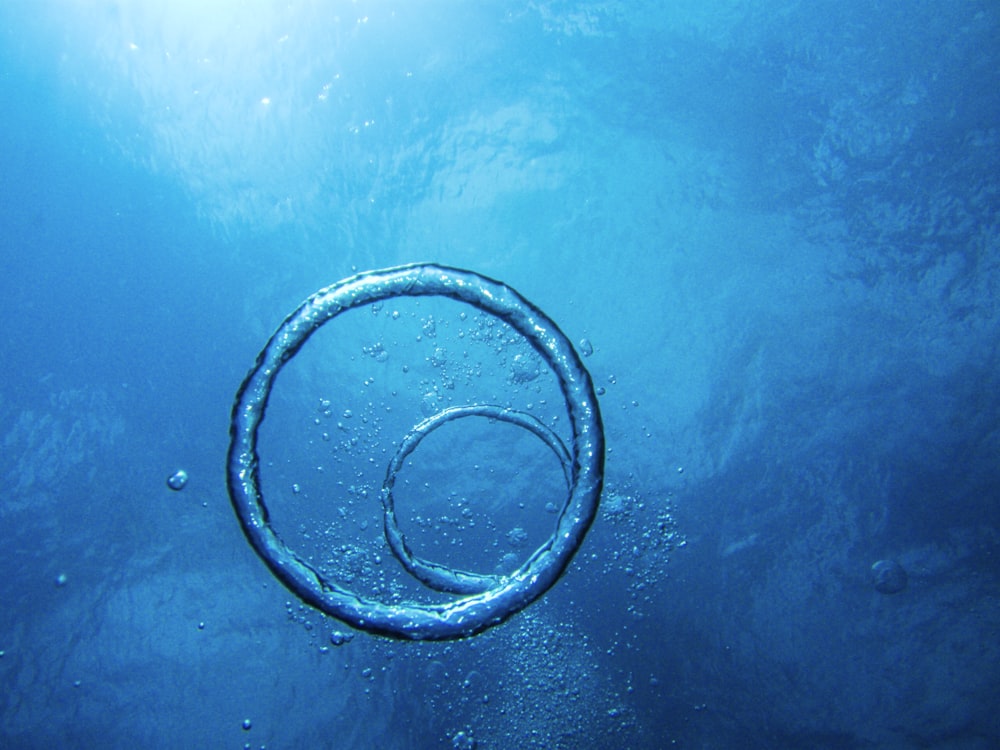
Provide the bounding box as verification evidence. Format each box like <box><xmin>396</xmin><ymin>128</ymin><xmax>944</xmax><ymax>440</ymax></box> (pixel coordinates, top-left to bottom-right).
<box><xmin>2</xmin><ymin>2</ymin><xmax>998</xmax><ymax>748</ymax></box>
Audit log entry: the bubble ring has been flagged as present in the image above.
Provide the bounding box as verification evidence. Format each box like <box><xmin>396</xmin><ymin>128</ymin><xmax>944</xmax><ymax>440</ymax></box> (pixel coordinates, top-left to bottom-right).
<box><xmin>381</xmin><ymin>404</ymin><xmax>573</xmax><ymax>596</ymax></box>
<box><xmin>227</xmin><ymin>263</ymin><xmax>604</xmax><ymax>640</ymax></box>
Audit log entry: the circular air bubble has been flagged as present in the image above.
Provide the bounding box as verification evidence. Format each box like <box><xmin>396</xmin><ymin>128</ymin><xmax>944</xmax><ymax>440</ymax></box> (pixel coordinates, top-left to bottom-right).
<box><xmin>381</xmin><ymin>404</ymin><xmax>572</xmax><ymax>596</ymax></box>
<box><xmin>167</xmin><ymin>469</ymin><xmax>189</xmax><ymax>491</ymax></box>
<box><xmin>227</xmin><ymin>264</ymin><xmax>604</xmax><ymax>640</ymax></box>
<box><xmin>871</xmin><ymin>559</ymin><xmax>908</xmax><ymax>594</ymax></box>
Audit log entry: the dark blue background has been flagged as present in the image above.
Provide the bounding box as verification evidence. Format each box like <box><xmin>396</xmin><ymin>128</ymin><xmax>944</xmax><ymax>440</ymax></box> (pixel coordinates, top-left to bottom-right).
<box><xmin>2</xmin><ymin>2</ymin><xmax>998</xmax><ymax>748</ymax></box>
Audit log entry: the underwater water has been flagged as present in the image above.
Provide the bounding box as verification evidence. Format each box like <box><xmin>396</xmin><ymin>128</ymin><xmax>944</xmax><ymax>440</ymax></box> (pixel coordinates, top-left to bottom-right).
<box><xmin>1</xmin><ymin>1</ymin><xmax>998</xmax><ymax>748</ymax></box>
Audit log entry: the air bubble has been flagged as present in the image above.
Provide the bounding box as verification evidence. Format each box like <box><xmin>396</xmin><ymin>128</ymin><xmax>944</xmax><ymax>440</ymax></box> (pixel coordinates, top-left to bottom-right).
<box><xmin>166</xmin><ymin>469</ymin><xmax>189</xmax><ymax>491</ymax></box>
<box><xmin>227</xmin><ymin>264</ymin><xmax>604</xmax><ymax>640</ymax></box>
<box><xmin>506</xmin><ymin>527</ymin><xmax>529</xmax><ymax>548</ymax></box>
<box><xmin>330</xmin><ymin>631</ymin><xmax>355</xmax><ymax>646</ymax></box>
<box><xmin>871</xmin><ymin>559</ymin><xmax>907</xmax><ymax>594</ymax></box>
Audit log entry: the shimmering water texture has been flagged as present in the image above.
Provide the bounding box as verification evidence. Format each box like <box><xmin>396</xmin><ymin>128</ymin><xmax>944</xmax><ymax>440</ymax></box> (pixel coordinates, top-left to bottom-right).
<box><xmin>227</xmin><ymin>264</ymin><xmax>605</xmax><ymax>640</ymax></box>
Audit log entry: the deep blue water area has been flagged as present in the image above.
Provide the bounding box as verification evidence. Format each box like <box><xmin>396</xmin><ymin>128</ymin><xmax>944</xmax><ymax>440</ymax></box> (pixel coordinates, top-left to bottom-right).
<box><xmin>2</xmin><ymin>2</ymin><xmax>998</xmax><ymax>748</ymax></box>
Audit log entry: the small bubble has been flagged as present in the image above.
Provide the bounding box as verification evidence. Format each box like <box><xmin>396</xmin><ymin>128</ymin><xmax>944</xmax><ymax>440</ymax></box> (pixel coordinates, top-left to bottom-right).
<box><xmin>579</xmin><ymin>338</ymin><xmax>594</xmax><ymax>357</ymax></box>
<box><xmin>242</xmin><ymin>719</ymin><xmax>252</xmax><ymax>731</ymax></box>
<box><xmin>166</xmin><ymin>469</ymin><xmax>189</xmax><ymax>491</ymax></box>
<box><xmin>292</xmin><ymin>483</ymin><xmax>301</xmax><ymax>494</ymax></box>
<box><xmin>55</xmin><ymin>573</ymin><xmax>68</xmax><ymax>587</ymax></box>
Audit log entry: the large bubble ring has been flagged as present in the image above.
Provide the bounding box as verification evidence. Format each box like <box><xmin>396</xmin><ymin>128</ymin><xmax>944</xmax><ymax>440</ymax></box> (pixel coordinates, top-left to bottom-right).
<box><xmin>227</xmin><ymin>263</ymin><xmax>604</xmax><ymax>640</ymax></box>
